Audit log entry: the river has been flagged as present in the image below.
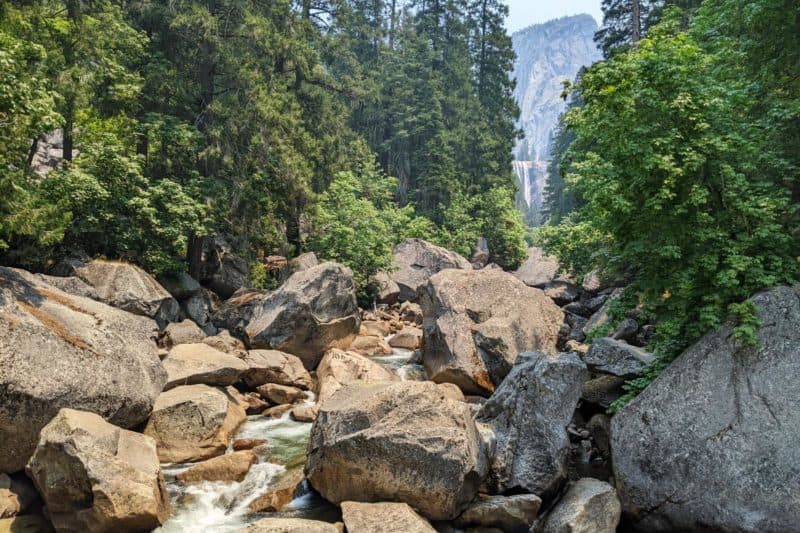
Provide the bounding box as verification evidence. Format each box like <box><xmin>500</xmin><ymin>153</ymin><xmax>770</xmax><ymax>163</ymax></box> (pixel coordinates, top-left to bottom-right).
<box><xmin>156</xmin><ymin>347</ymin><xmax>422</xmax><ymax>532</ymax></box>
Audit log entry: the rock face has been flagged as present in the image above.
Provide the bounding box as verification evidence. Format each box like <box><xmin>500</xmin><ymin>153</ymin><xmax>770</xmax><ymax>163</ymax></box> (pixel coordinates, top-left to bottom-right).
<box><xmin>162</xmin><ymin>343</ymin><xmax>248</xmax><ymax>390</ymax></box>
<box><xmin>241</xmin><ymin>350</ymin><xmax>313</xmax><ymax>390</ymax></box>
<box><xmin>242</xmin><ymin>263</ymin><xmax>360</xmax><ymax>369</ymax></box>
<box><xmin>455</xmin><ymin>494</ymin><xmax>542</xmax><ymax>533</ymax></box>
<box><xmin>315</xmin><ymin>349</ymin><xmax>395</xmax><ymax>404</ymax></box>
<box><xmin>189</xmin><ymin>235</ymin><xmax>250</xmax><ymax>299</ymax></box>
<box><xmin>611</xmin><ymin>285</ymin><xmax>800</xmax><ymax>532</ymax></box>
<box><xmin>477</xmin><ymin>352</ymin><xmax>587</xmax><ymax>496</ymax></box>
<box><xmin>0</xmin><ymin>267</ymin><xmax>167</xmax><ymax>473</ymax></box>
<box><xmin>26</xmin><ymin>409</ymin><xmax>170</xmax><ymax>532</ymax></box>
<box><xmin>389</xmin><ymin>239</ymin><xmax>472</xmax><ymax>302</ymax></box>
<box><xmin>512</xmin><ymin>14</ymin><xmax>601</xmax><ymax>207</ymax></box>
<box><xmin>513</xmin><ymin>247</ymin><xmax>561</xmax><ymax>288</ymax></box>
<box><xmin>306</xmin><ymin>381</ymin><xmax>488</xmax><ymax>521</ymax></box>
<box><xmin>419</xmin><ymin>268</ymin><xmax>563</xmax><ymax>395</ymax></box>
<box><xmin>144</xmin><ymin>385</ymin><xmax>246</xmax><ymax>463</ymax></box>
<box><xmin>584</xmin><ymin>337</ymin><xmax>653</xmax><ymax>378</ymax></box>
<box><xmin>60</xmin><ymin>259</ymin><xmax>179</xmax><ymax>324</ymax></box>
<box><xmin>541</xmin><ymin>478</ymin><xmax>621</xmax><ymax>533</ymax></box>
<box><xmin>341</xmin><ymin>501</ymin><xmax>436</xmax><ymax>533</ymax></box>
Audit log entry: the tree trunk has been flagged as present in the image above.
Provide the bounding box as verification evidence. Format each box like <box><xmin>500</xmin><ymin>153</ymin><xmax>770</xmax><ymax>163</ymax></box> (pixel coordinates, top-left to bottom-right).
<box><xmin>389</xmin><ymin>0</ymin><xmax>397</xmax><ymax>49</ymax></box>
<box><xmin>631</xmin><ymin>0</ymin><xmax>642</xmax><ymax>43</ymax></box>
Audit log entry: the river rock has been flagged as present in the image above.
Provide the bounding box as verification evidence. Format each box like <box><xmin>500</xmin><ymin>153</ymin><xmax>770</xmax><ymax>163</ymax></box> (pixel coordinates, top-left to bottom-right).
<box><xmin>581</xmin><ymin>375</ymin><xmax>625</xmax><ymax>409</ymax></box>
<box><xmin>159</xmin><ymin>272</ymin><xmax>202</xmax><ymax>301</ymax></box>
<box><xmin>581</xmin><ymin>288</ymin><xmax>622</xmax><ymax>337</ymax></box>
<box><xmin>611</xmin><ymin>285</ymin><xmax>800</xmax><ymax>532</ymax></box>
<box><xmin>541</xmin><ymin>478</ymin><xmax>621</xmax><ymax>533</ymax></box>
<box><xmin>160</xmin><ymin>319</ymin><xmax>207</xmax><ymax>348</ymax></box>
<box><xmin>256</xmin><ymin>383</ymin><xmax>307</xmax><ymax>405</ymax></box>
<box><xmin>419</xmin><ymin>268</ymin><xmax>563</xmax><ymax>395</ymax></box>
<box><xmin>371</xmin><ymin>271</ymin><xmax>401</xmax><ymax>305</ymax></box>
<box><xmin>389</xmin><ymin>239</ymin><xmax>472</xmax><ymax>302</ymax></box>
<box><xmin>290</xmin><ymin>404</ymin><xmax>319</xmax><ymax>422</ymax></box>
<box><xmin>144</xmin><ymin>385</ymin><xmax>246</xmax><ymax>463</ymax></box>
<box><xmin>176</xmin><ymin>450</ymin><xmax>257</xmax><ymax>483</ymax></box>
<box><xmin>0</xmin><ymin>267</ymin><xmax>166</xmax><ymax>473</ymax></box>
<box><xmin>455</xmin><ymin>494</ymin><xmax>542</xmax><ymax>532</ymax></box>
<box><xmin>315</xmin><ymin>349</ymin><xmax>395</xmax><ymax>404</ymax></box>
<box><xmin>182</xmin><ymin>288</ymin><xmax>221</xmax><ymax>335</ymax></box>
<box><xmin>60</xmin><ymin>259</ymin><xmax>179</xmax><ymax>324</ymax></box>
<box><xmin>243</xmin><ymin>518</ymin><xmax>339</xmax><ymax>533</ymax></box>
<box><xmin>306</xmin><ymin>381</ymin><xmax>488</xmax><ymax>521</ymax></box>
<box><xmin>514</xmin><ymin>247</ymin><xmax>560</xmax><ymax>288</ymax></box>
<box><xmin>341</xmin><ymin>501</ymin><xmax>436</xmax><ymax>533</ymax></box>
<box><xmin>203</xmin><ymin>329</ymin><xmax>246</xmax><ymax>356</ymax></box>
<box><xmin>241</xmin><ymin>350</ymin><xmax>313</xmax><ymax>390</ymax></box>
<box><xmin>348</xmin><ymin>335</ymin><xmax>393</xmax><ymax>356</ymax></box>
<box><xmin>543</xmin><ymin>280</ymin><xmax>580</xmax><ymax>306</ymax></box>
<box><xmin>476</xmin><ymin>352</ymin><xmax>587</xmax><ymax>496</ymax></box>
<box><xmin>189</xmin><ymin>235</ymin><xmax>250</xmax><ymax>299</ymax></box>
<box><xmin>235</xmin><ymin>263</ymin><xmax>360</xmax><ymax>368</ymax></box>
<box><xmin>0</xmin><ymin>515</ymin><xmax>53</xmax><ymax>533</ymax></box>
<box><xmin>0</xmin><ymin>474</ymin><xmax>38</xmax><ymax>519</ymax></box>
<box><xmin>584</xmin><ymin>338</ymin><xmax>653</xmax><ymax>378</ymax></box>
<box><xmin>162</xmin><ymin>343</ymin><xmax>248</xmax><ymax>390</ymax></box>
<box><xmin>27</xmin><ymin>409</ymin><xmax>170</xmax><ymax>532</ymax></box>
<box><xmin>388</xmin><ymin>327</ymin><xmax>422</xmax><ymax>350</ymax></box>
<box><xmin>361</xmin><ymin>320</ymin><xmax>391</xmax><ymax>337</ymax></box>
<box><xmin>248</xmin><ymin>469</ymin><xmax>304</xmax><ymax>512</ymax></box>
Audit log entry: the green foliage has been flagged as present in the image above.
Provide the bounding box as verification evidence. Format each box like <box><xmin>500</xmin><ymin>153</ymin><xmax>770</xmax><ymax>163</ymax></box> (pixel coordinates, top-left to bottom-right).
<box><xmin>545</xmin><ymin>3</ymin><xmax>800</xmax><ymax>407</ymax></box>
<box><xmin>0</xmin><ymin>27</ymin><xmax>66</xmax><ymax>250</ymax></box>
<box><xmin>309</xmin><ymin>165</ymin><xmax>434</xmax><ymax>297</ymax></box>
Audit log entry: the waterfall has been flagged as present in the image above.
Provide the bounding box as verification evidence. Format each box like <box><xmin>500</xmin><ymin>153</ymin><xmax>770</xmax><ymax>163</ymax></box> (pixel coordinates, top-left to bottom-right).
<box><xmin>513</xmin><ymin>160</ymin><xmax>534</xmax><ymax>207</ymax></box>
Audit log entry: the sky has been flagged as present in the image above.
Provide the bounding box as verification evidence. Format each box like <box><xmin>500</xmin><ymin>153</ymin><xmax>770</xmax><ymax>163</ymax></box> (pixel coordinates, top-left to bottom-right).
<box><xmin>506</xmin><ymin>0</ymin><xmax>603</xmax><ymax>33</ymax></box>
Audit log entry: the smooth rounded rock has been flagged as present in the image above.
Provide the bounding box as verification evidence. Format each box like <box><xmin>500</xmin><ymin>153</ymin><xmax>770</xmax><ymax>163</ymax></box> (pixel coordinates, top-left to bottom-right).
<box><xmin>306</xmin><ymin>381</ymin><xmax>488</xmax><ymax>521</ymax></box>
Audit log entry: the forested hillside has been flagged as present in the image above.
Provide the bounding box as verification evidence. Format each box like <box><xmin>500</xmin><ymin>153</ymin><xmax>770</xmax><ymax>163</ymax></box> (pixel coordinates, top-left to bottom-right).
<box><xmin>540</xmin><ymin>0</ymin><xmax>800</xmax><ymax>403</ymax></box>
<box><xmin>0</xmin><ymin>0</ymin><xmax>527</xmax><ymax>291</ymax></box>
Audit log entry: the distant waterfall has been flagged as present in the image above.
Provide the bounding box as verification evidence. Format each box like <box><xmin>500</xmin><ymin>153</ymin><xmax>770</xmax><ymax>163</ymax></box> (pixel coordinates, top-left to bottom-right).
<box><xmin>513</xmin><ymin>160</ymin><xmax>548</xmax><ymax>209</ymax></box>
<box><xmin>513</xmin><ymin>161</ymin><xmax>533</xmax><ymax>207</ymax></box>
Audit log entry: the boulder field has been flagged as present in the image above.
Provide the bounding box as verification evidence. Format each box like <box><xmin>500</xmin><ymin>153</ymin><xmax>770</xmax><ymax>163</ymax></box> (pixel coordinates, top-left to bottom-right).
<box><xmin>0</xmin><ymin>242</ymin><xmax>798</xmax><ymax>533</ymax></box>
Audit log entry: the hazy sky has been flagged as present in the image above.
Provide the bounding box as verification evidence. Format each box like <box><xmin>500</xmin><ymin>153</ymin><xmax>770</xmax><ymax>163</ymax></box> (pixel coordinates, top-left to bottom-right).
<box><xmin>506</xmin><ymin>0</ymin><xmax>603</xmax><ymax>33</ymax></box>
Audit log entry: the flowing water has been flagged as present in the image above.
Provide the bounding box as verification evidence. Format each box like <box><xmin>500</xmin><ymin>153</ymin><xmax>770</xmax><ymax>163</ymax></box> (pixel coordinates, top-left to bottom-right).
<box><xmin>156</xmin><ymin>346</ymin><xmax>420</xmax><ymax>532</ymax></box>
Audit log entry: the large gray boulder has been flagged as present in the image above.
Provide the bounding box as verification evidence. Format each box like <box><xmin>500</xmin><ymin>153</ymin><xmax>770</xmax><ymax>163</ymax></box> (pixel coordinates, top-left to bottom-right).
<box><xmin>27</xmin><ymin>409</ymin><xmax>170</xmax><ymax>532</ymax></box>
<box><xmin>476</xmin><ymin>352</ymin><xmax>587</xmax><ymax>496</ymax></box>
<box><xmin>514</xmin><ymin>247</ymin><xmax>561</xmax><ymax>288</ymax></box>
<box><xmin>341</xmin><ymin>501</ymin><xmax>436</xmax><ymax>533</ymax></box>
<box><xmin>612</xmin><ymin>285</ymin><xmax>800</xmax><ymax>532</ymax></box>
<box><xmin>161</xmin><ymin>343</ymin><xmax>248</xmax><ymax>390</ymax></box>
<box><xmin>57</xmin><ymin>259</ymin><xmax>179</xmax><ymax>325</ymax></box>
<box><xmin>189</xmin><ymin>235</ymin><xmax>250</xmax><ymax>299</ymax></box>
<box><xmin>306</xmin><ymin>381</ymin><xmax>488</xmax><ymax>521</ymax></box>
<box><xmin>455</xmin><ymin>494</ymin><xmax>542</xmax><ymax>532</ymax></box>
<box><xmin>389</xmin><ymin>239</ymin><xmax>472</xmax><ymax>302</ymax></box>
<box><xmin>144</xmin><ymin>385</ymin><xmax>246</xmax><ymax>463</ymax></box>
<box><xmin>241</xmin><ymin>263</ymin><xmax>360</xmax><ymax>369</ymax></box>
<box><xmin>419</xmin><ymin>268</ymin><xmax>563</xmax><ymax>396</ymax></box>
<box><xmin>584</xmin><ymin>337</ymin><xmax>653</xmax><ymax>378</ymax></box>
<box><xmin>541</xmin><ymin>478</ymin><xmax>621</xmax><ymax>533</ymax></box>
<box><xmin>0</xmin><ymin>268</ymin><xmax>167</xmax><ymax>473</ymax></box>
<box><xmin>241</xmin><ymin>350</ymin><xmax>313</xmax><ymax>390</ymax></box>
